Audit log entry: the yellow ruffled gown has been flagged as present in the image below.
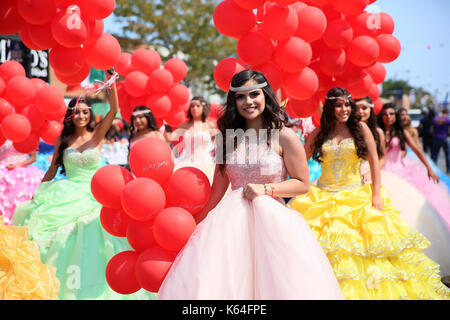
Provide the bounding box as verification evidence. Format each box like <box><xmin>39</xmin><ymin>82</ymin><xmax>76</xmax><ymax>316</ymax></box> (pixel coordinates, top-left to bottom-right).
<box><xmin>0</xmin><ymin>221</ymin><xmax>59</xmax><ymax>299</ymax></box>
<box><xmin>288</xmin><ymin>138</ymin><xmax>450</xmax><ymax>300</ymax></box>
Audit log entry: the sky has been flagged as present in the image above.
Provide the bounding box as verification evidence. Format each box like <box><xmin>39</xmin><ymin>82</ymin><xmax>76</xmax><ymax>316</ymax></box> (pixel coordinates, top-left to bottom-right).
<box><xmin>104</xmin><ymin>0</ymin><xmax>450</xmax><ymax>103</ymax></box>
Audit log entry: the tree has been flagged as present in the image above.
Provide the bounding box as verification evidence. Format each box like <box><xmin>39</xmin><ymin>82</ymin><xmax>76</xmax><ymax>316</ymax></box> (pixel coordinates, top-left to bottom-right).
<box><xmin>113</xmin><ymin>0</ymin><xmax>237</xmax><ymax>96</ymax></box>
<box><xmin>382</xmin><ymin>79</ymin><xmax>432</xmax><ymax>109</ymax></box>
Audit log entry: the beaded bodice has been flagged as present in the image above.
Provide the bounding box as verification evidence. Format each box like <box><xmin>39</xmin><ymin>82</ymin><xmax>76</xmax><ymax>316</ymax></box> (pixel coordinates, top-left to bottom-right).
<box><xmin>63</xmin><ymin>148</ymin><xmax>102</xmax><ymax>182</ymax></box>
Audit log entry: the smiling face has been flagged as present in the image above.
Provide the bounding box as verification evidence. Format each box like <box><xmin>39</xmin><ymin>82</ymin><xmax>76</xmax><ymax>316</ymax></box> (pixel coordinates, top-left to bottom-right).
<box><xmin>189</xmin><ymin>100</ymin><xmax>204</xmax><ymax>120</ymax></box>
<box><xmin>399</xmin><ymin>109</ymin><xmax>410</xmax><ymax>126</ymax></box>
<box><xmin>132</xmin><ymin>114</ymin><xmax>149</xmax><ymax>132</ymax></box>
<box><xmin>72</xmin><ymin>103</ymin><xmax>92</xmax><ymax>128</ymax></box>
<box><xmin>356</xmin><ymin>101</ymin><xmax>371</xmax><ymax>122</ymax></box>
<box><xmin>333</xmin><ymin>96</ymin><xmax>352</xmax><ymax>123</ymax></box>
<box><xmin>235</xmin><ymin>79</ymin><xmax>266</xmax><ymax>121</ymax></box>
<box><xmin>382</xmin><ymin>107</ymin><xmax>396</xmax><ymax>127</ymax></box>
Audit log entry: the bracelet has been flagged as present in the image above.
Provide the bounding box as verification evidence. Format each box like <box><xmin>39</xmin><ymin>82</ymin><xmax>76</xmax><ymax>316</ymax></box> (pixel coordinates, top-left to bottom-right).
<box><xmin>263</xmin><ymin>184</ymin><xmax>269</xmax><ymax>195</ymax></box>
<box><xmin>270</xmin><ymin>184</ymin><xmax>274</xmax><ymax>197</ymax></box>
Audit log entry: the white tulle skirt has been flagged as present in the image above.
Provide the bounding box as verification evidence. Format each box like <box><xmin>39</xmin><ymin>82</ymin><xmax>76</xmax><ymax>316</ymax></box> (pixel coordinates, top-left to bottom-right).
<box><xmin>157</xmin><ymin>189</ymin><xmax>344</xmax><ymax>300</ymax></box>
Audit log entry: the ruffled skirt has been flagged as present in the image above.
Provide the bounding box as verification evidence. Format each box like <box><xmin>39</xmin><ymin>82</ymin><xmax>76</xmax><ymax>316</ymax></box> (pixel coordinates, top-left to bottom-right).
<box><xmin>288</xmin><ymin>184</ymin><xmax>450</xmax><ymax>300</ymax></box>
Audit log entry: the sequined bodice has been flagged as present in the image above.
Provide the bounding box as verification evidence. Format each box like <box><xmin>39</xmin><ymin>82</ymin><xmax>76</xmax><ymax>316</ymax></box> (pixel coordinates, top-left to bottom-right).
<box><xmin>179</xmin><ymin>131</ymin><xmax>214</xmax><ymax>158</ymax></box>
<box><xmin>63</xmin><ymin>148</ymin><xmax>103</xmax><ymax>182</ymax></box>
<box><xmin>0</xmin><ymin>140</ymin><xmax>28</xmax><ymax>167</ymax></box>
<box><xmin>317</xmin><ymin>138</ymin><xmax>363</xmax><ymax>192</ymax></box>
<box><xmin>384</xmin><ymin>137</ymin><xmax>404</xmax><ymax>170</ymax></box>
<box><xmin>225</xmin><ymin>141</ymin><xmax>287</xmax><ymax>190</ymax></box>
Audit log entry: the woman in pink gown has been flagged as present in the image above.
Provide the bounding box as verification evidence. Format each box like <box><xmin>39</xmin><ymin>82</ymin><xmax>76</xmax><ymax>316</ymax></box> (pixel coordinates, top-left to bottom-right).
<box><xmin>0</xmin><ymin>140</ymin><xmax>44</xmax><ymax>225</ymax></box>
<box><xmin>378</xmin><ymin>103</ymin><xmax>450</xmax><ymax>229</ymax></box>
<box><xmin>157</xmin><ymin>70</ymin><xmax>344</xmax><ymax>300</ymax></box>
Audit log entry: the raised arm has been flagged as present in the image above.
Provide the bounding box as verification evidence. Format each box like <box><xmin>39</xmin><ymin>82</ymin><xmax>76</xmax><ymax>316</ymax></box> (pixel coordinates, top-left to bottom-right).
<box><xmin>41</xmin><ymin>138</ymin><xmax>62</xmax><ymax>182</ymax></box>
<box><xmin>361</xmin><ymin>122</ymin><xmax>382</xmax><ymax>210</ymax></box>
<box><xmin>405</xmin><ymin>130</ymin><xmax>439</xmax><ymax>183</ymax></box>
<box><xmin>194</xmin><ymin>164</ymin><xmax>230</xmax><ymax>224</ymax></box>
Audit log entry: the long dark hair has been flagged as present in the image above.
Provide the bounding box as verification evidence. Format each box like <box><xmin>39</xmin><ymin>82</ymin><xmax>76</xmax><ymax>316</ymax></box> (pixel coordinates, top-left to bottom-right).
<box><xmin>313</xmin><ymin>87</ymin><xmax>368</xmax><ymax>163</ymax></box>
<box><xmin>355</xmin><ymin>96</ymin><xmax>384</xmax><ymax>158</ymax></box>
<box><xmin>187</xmin><ymin>96</ymin><xmax>210</xmax><ymax>122</ymax></box>
<box><xmin>55</xmin><ymin>97</ymin><xmax>96</xmax><ymax>175</ymax></box>
<box><xmin>128</xmin><ymin>105</ymin><xmax>159</xmax><ymax>154</ymax></box>
<box><xmin>377</xmin><ymin>102</ymin><xmax>406</xmax><ymax>151</ymax></box>
<box><xmin>217</xmin><ymin>69</ymin><xmax>288</xmax><ymax>173</ymax></box>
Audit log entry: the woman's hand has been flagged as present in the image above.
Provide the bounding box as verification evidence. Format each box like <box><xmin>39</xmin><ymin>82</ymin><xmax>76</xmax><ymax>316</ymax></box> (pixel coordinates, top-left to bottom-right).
<box><xmin>6</xmin><ymin>163</ymin><xmax>17</xmax><ymax>170</ymax></box>
<box><xmin>427</xmin><ymin>168</ymin><xmax>439</xmax><ymax>184</ymax></box>
<box><xmin>372</xmin><ymin>194</ymin><xmax>383</xmax><ymax>211</ymax></box>
<box><xmin>242</xmin><ymin>183</ymin><xmax>266</xmax><ymax>201</ymax></box>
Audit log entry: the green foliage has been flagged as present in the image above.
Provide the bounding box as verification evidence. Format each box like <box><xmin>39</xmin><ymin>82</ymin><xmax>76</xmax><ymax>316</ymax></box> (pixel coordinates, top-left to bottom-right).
<box><xmin>113</xmin><ymin>0</ymin><xmax>237</xmax><ymax>96</ymax></box>
<box><xmin>382</xmin><ymin>78</ymin><xmax>432</xmax><ymax>109</ymax></box>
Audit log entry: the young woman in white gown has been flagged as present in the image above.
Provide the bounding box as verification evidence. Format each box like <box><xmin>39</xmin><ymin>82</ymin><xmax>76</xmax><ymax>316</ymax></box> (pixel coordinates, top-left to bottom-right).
<box><xmin>157</xmin><ymin>70</ymin><xmax>344</xmax><ymax>300</ymax></box>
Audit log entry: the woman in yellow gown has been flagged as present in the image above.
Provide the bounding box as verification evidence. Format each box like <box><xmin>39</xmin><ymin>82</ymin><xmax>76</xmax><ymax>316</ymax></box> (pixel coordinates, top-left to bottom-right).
<box><xmin>288</xmin><ymin>88</ymin><xmax>449</xmax><ymax>300</ymax></box>
<box><xmin>0</xmin><ymin>220</ymin><xmax>59</xmax><ymax>299</ymax></box>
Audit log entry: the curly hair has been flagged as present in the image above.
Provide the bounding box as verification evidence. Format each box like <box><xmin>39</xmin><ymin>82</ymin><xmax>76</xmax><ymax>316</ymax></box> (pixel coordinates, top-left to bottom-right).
<box><xmin>55</xmin><ymin>98</ymin><xmax>96</xmax><ymax>175</ymax></box>
<box><xmin>313</xmin><ymin>87</ymin><xmax>368</xmax><ymax>163</ymax></box>
<box><xmin>377</xmin><ymin>102</ymin><xmax>406</xmax><ymax>151</ymax></box>
<box><xmin>187</xmin><ymin>96</ymin><xmax>210</xmax><ymax>122</ymax></box>
<box><xmin>217</xmin><ymin>69</ymin><xmax>288</xmax><ymax>173</ymax></box>
<box><xmin>354</xmin><ymin>96</ymin><xmax>384</xmax><ymax>158</ymax></box>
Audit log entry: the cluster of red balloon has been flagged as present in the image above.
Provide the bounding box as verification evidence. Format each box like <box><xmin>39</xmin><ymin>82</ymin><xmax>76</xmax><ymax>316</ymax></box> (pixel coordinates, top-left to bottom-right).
<box><xmin>0</xmin><ymin>60</ymin><xmax>64</xmax><ymax>151</ymax></box>
<box><xmin>213</xmin><ymin>0</ymin><xmax>400</xmax><ymax>118</ymax></box>
<box><xmin>0</xmin><ymin>0</ymin><xmax>121</xmax><ymax>85</ymax></box>
<box><xmin>90</xmin><ymin>137</ymin><xmax>211</xmax><ymax>294</ymax></box>
<box><xmin>113</xmin><ymin>49</ymin><xmax>191</xmax><ymax>129</ymax></box>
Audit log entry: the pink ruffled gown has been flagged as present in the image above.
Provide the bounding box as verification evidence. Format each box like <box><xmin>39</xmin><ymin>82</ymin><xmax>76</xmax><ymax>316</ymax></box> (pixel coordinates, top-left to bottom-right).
<box><xmin>383</xmin><ymin>137</ymin><xmax>450</xmax><ymax>229</ymax></box>
<box><xmin>157</xmin><ymin>141</ymin><xmax>344</xmax><ymax>300</ymax></box>
<box><xmin>0</xmin><ymin>141</ymin><xmax>44</xmax><ymax>225</ymax></box>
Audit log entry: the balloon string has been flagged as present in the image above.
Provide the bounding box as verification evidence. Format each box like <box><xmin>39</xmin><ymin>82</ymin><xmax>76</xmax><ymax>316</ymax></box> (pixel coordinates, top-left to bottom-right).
<box><xmin>82</xmin><ymin>71</ymin><xmax>119</xmax><ymax>96</ymax></box>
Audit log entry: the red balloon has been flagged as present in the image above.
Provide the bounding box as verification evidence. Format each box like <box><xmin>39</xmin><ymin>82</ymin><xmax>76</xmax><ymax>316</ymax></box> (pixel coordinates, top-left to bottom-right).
<box><xmin>79</xmin><ymin>0</ymin><xmax>115</xmax><ymax>20</ymax></box>
<box><xmin>333</xmin><ymin>0</ymin><xmax>368</xmax><ymax>16</ymax></box>
<box><xmin>84</xmin><ymin>18</ymin><xmax>104</xmax><ymax>46</ymax></box>
<box><xmin>6</xmin><ymin>76</ymin><xmax>36</xmax><ymax>107</ymax></box>
<box><xmin>213</xmin><ymin>58</ymin><xmax>247</xmax><ymax>92</ymax></box>
<box><xmin>0</xmin><ymin>98</ymin><xmax>14</xmax><ymax>122</ymax></box>
<box><xmin>168</xmin><ymin>84</ymin><xmax>190</xmax><ymax>108</ymax></box>
<box><xmin>373</xmin><ymin>97</ymin><xmax>382</xmax><ymax>114</ymax></box>
<box><xmin>153</xmin><ymin>207</ymin><xmax>197</xmax><ymax>252</ymax></box>
<box><xmin>164</xmin><ymin>167</ymin><xmax>212</xmax><ymax>215</ymax></box>
<box><xmin>30</xmin><ymin>78</ymin><xmax>48</xmax><ymax>92</ymax></box>
<box><xmin>126</xmin><ymin>219</ymin><xmax>156</xmax><ymax>253</ymax></box>
<box><xmin>310</xmin><ymin>64</ymin><xmax>333</xmax><ymax>91</ymax></box>
<box><xmin>213</xmin><ymin>0</ymin><xmax>256</xmax><ymax>38</ymax></box>
<box><xmin>36</xmin><ymin>85</ymin><xmax>65</xmax><ymax>116</ymax></box>
<box><xmin>165</xmin><ymin>109</ymin><xmax>188</xmax><ymax>128</ymax></box>
<box><xmin>20</xmin><ymin>104</ymin><xmax>44</xmax><ymax>132</ymax></box>
<box><xmin>347</xmin><ymin>35</ymin><xmax>380</xmax><ymax>67</ymax></box>
<box><xmin>372</xmin><ymin>12</ymin><xmax>395</xmax><ymax>36</ymax></box>
<box><xmin>318</xmin><ymin>48</ymin><xmax>346</xmax><ymax>77</ymax></box>
<box><xmin>273</xmin><ymin>0</ymin><xmax>298</xmax><ymax>4</ymax></box>
<box><xmin>134</xmin><ymin>246</ymin><xmax>176</xmax><ymax>293</ymax></box>
<box><xmin>1</xmin><ymin>113</ymin><xmax>31</xmax><ymax>142</ymax></box>
<box><xmin>91</xmin><ymin>165</ymin><xmax>134</xmax><ymax>209</ymax></box>
<box><xmin>375</xmin><ymin>34</ymin><xmax>401</xmax><ymax>63</ymax></box>
<box><xmin>39</xmin><ymin>120</ymin><xmax>63</xmax><ymax>145</ymax></box>
<box><xmin>83</xmin><ymin>33</ymin><xmax>121</xmax><ymax>71</ymax></box>
<box><xmin>309</xmin><ymin>0</ymin><xmax>333</xmax><ymax>6</ymax></box>
<box><xmin>0</xmin><ymin>1</ymin><xmax>25</xmax><ymax>35</ymax></box>
<box><xmin>0</xmin><ymin>78</ymin><xmax>4</xmax><ymax>96</ymax></box>
<box><xmin>0</xmin><ymin>129</ymin><xmax>6</xmax><ymax>146</ymax></box>
<box><xmin>124</xmin><ymin>71</ymin><xmax>149</xmax><ymax>97</ymax></box>
<box><xmin>51</xmin><ymin>11</ymin><xmax>88</xmax><ymax>48</ymax></box>
<box><xmin>252</xmin><ymin>61</ymin><xmax>283</xmax><ymax>91</ymax></box>
<box><xmin>147</xmin><ymin>69</ymin><xmax>174</xmax><ymax>93</ymax></box>
<box><xmin>350</xmin><ymin>12</ymin><xmax>376</xmax><ymax>37</ymax></box>
<box><xmin>13</xmin><ymin>132</ymin><xmax>40</xmax><ymax>154</ymax></box>
<box><xmin>237</xmin><ymin>31</ymin><xmax>274</xmax><ymax>66</ymax></box>
<box><xmin>0</xmin><ymin>60</ymin><xmax>26</xmax><ymax>83</ymax></box>
<box><xmin>28</xmin><ymin>23</ymin><xmax>58</xmax><ymax>50</ymax></box>
<box><xmin>283</xmin><ymin>67</ymin><xmax>319</xmax><ymax>100</ymax></box>
<box><xmin>129</xmin><ymin>137</ymin><xmax>175</xmax><ymax>185</ymax></box>
<box><xmin>131</xmin><ymin>49</ymin><xmax>161</xmax><ymax>76</ymax></box>
<box><xmin>105</xmin><ymin>251</ymin><xmax>141</xmax><ymax>295</ymax></box>
<box><xmin>312</xmin><ymin>111</ymin><xmax>321</xmax><ymax>127</ymax></box>
<box><xmin>274</xmin><ymin>37</ymin><xmax>312</xmax><ymax>73</ymax></box>
<box><xmin>100</xmin><ymin>207</ymin><xmax>133</xmax><ymax>237</ymax></box>
<box><xmin>323</xmin><ymin>19</ymin><xmax>354</xmax><ymax>49</ymax></box>
<box><xmin>263</xmin><ymin>5</ymin><xmax>298</xmax><ymax>41</ymax></box>
<box><xmin>19</xmin><ymin>24</ymin><xmax>47</xmax><ymax>51</ymax></box>
<box><xmin>347</xmin><ymin>72</ymin><xmax>374</xmax><ymax>99</ymax></box>
<box><xmin>49</xmin><ymin>45</ymin><xmax>85</xmax><ymax>76</ymax></box>
<box><xmin>368</xmin><ymin>83</ymin><xmax>381</xmax><ymax>100</ymax></box>
<box><xmin>295</xmin><ymin>6</ymin><xmax>327</xmax><ymax>43</ymax></box>
<box><xmin>54</xmin><ymin>63</ymin><xmax>91</xmax><ymax>86</ymax></box>
<box><xmin>286</xmin><ymin>96</ymin><xmax>320</xmax><ymax>119</ymax></box>
<box><xmin>365</xmin><ymin>62</ymin><xmax>386</xmax><ymax>84</ymax></box>
<box><xmin>146</xmin><ymin>93</ymin><xmax>172</xmax><ymax>119</ymax></box>
<box><xmin>17</xmin><ymin>0</ymin><xmax>57</xmax><ymax>25</ymax></box>
<box><xmin>164</xmin><ymin>58</ymin><xmax>188</xmax><ymax>83</ymax></box>
<box><xmin>42</xmin><ymin>102</ymin><xmax>67</xmax><ymax>122</ymax></box>
<box><xmin>234</xmin><ymin>0</ymin><xmax>266</xmax><ymax>10</ymax></box>
<box><xmin>121</xmin><ymin>177</ymin><xmax>166</xmax><ymax>221</ymax></box>
<box><xmin>336</xmin><ymin>61</ymin><xmax>364</xmax><ymax>86</ymax></box>
<box><xmin>115</xmin><ymin>52</ymin><xmax>132</xmax><ymax>76</ymax></box>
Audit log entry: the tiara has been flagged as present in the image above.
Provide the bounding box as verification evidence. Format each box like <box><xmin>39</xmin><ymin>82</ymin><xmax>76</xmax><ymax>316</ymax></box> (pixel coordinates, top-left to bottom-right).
<box><xmin>355</xmin><ymin>101</ymin><xmax>374</xmax><ymax>108</ymax></box>
<box><xmin>325</xmin><ymin>95</ymin><xmax>351</xmax><ymax>102</ymax></box>
<box><xmin>132</xmin><ymin>109</ymin><xmax>152</xmax><ymax>116</ymax></box>
<box><xmin>229</xmin><ymin>81</ymin><xmax>268</xmax><ymax>92</ymax></box>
